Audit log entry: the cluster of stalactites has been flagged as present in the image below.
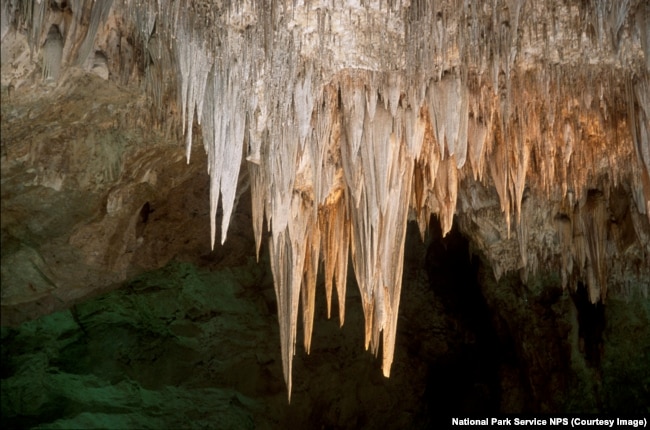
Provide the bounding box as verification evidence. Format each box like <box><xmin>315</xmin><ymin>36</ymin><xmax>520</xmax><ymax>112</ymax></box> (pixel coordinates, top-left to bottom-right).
<box><xmin>177</xmin><ymin>46</ymin><xmax>648</xmax><ymax>401</ymax></box>
<box><xmin>167</xmin><ymin>0</ymin><xmax>649</xmax><ymax>402</ymax></box>
<box><xmin>7</xmin><ymin>0</ymin><xmax>649</xmax><ymax>402</ymax></box>
<box><xmin>5</xmin><ymin>0</ymin><xmax>115</xmax><ymax>77</ymax></box>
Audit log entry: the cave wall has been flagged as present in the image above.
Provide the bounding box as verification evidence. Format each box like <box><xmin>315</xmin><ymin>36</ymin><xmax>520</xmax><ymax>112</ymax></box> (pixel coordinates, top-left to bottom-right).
<box><xmin>1</xmin><ymin>214</ymin><xmax>446</xmax><ymax>429</ymax></box>
<box><xmin>2</xmin><ymin>216</ymin><xmax>648</xmax><ymax>428</ymax></box>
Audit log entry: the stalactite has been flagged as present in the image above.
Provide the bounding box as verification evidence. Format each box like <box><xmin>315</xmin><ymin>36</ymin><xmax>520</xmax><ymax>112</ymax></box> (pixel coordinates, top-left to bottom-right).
<box><xmin>1</xmin><ymin>0</ymin><xmax>16</xmax><ymax>42</ymax></box>
<box><xmin>319</xmin><ymin>192</ymin><xmax>350</xmax><ymax>325</ymax></box>
<box><xmin>42</xmin><ymin>25</ymin><xmax>63</xmax><ymax>81</ymax></box>
<box><xmin>75</xmin><ymin>0</ymin><xmax>114</xmax><ymax>67</ymax></box>
<box><xmin>30</xmin><ymin>0</ymin><xmax>48</xmax><ymax>56</ymax></box>
<box><xmin>627</xmin><ymin>74</ymin><xmax>650</xmax><ymax>217</ymax></box>
<box><xmin>636</xmin><ymin>0</ymin><xmax>650</xmax><ymax>70</ymax></box>
<box><xmin>426</xmin><ymin>75</ymin><xmax>469</xmax><ymax>168</ymax></box>
<box><xmin>579</xmin><ymin>190</ymin><xmax>610</xmax><ymax>303</ymax></box>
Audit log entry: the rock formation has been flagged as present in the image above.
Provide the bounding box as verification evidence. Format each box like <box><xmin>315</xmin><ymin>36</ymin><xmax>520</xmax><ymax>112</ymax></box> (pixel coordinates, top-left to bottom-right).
<box><xmin>2</xmin><ymin>0</ymin><xmax>649</xmax><ymax>407</ymax></box>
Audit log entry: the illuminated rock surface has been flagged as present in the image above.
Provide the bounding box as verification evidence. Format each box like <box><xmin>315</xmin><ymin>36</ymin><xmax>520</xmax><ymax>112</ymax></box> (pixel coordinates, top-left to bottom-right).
<box><xmin>1</xmin><ymin>0</ymin><xmax>649</xmax><ymax>424</ymax></box>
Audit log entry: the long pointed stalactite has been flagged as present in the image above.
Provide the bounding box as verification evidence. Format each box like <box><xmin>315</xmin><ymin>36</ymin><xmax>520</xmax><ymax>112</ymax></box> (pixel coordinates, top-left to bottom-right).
<box><xmin>3</xmin><ymin>0</ymin><xmax>649</xmax><ymax>401</ymax></box>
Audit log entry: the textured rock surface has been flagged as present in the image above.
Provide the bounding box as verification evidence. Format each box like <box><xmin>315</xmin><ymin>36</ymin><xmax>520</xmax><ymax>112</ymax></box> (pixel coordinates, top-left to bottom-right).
<box><xmin>1</xmin><ymin>227</ymin><xmax>441</xmax><ymax>428</ymax></box>
<box><xmin>1</xmin><ymin>70</ymin><xmax>171</xmax><ymax>313</ymax></box>
<box><xmin>3</xmin><ymin>223</ymin><xmax>648</xmax><ymax>428</ymax></box>
<box><xmin>2</xmin><ymin>0</ymin><xmax>650</xmax><ymax>415</ymax></box>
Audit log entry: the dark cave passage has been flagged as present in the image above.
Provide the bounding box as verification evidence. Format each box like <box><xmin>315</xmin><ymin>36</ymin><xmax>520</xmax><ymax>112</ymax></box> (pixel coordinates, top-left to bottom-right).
<box><xmin>572</xmin><ymin>282</ymin><xmax>605</xmax><ymax>368</ymax></box>
<box><xmin>420</xmin><ymin>219</ymin><xmax>501</xmax><ymax>415</ymax></box>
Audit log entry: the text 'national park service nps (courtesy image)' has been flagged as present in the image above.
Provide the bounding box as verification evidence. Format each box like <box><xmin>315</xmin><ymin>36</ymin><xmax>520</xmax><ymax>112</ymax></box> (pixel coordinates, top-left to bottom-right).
<box><xmin>1</xmin><ymin>0</ymin><xmax>649</xmax><ymax>428</ymax></box>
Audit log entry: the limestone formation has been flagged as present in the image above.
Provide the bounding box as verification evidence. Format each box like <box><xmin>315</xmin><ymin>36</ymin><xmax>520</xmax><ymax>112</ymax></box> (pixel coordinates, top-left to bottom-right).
<box><xmin>1</xmin><ymin>0</ymin><xmax>649</xmax><ymax>401</ymax></box>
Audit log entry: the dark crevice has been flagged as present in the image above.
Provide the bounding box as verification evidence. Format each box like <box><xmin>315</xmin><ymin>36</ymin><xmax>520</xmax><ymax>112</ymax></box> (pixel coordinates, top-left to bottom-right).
<box><xmin>136</xmin><ymin>201</ymin><xmax>152</xmax><ymax>238</ymax></box>
<box><xmin>571</xmin><ymin>281</ymin><xmax>605</xmax><ymax>368</ymax></box>
<box><xmin>420</xmin><ymin>218</ymin><xmax>501</xmax><ymax>415</ymax></box>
